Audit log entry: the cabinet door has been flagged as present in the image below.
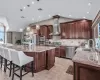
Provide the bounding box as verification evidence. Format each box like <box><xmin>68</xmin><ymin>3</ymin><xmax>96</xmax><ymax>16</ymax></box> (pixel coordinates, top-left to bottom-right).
<box><xmin>40</xmin><ymin>26</ymin><xmax>48</xmax><ymax>38</ymax></box>
<box><xmin>46</xmin><ymin>49</ymin><xmax>55</xmax><ymax>70</ymax></box>
<box><xmin>60</xmin><ymin>23</ymin><xmax>65</xmax><ymax>39</ymax></box>
<box><xmin>60</xmin><ymin>46</ymin><xmax>66</xmax><ymax>58</ymax></box>
<box><xmin>47</xmin><ymin>25</ymin><xmax>53</xmax><ymax>39</ymax></box>
<box><xmin>55</xmin><ymin>47</ymin><xmax>61</xmax><ymax>57</ymax></box>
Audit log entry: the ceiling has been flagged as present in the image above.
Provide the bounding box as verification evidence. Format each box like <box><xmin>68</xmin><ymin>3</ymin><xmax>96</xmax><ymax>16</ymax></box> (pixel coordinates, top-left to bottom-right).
<box><xmin>0</xmin><ymin>0</ymin><xmax>100</xmax><ymax>31</ymax></box>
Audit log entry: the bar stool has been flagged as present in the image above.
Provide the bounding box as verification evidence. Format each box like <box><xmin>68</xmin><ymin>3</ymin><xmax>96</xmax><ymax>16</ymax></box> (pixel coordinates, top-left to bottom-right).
<box><xmin>10</xmin><ymin>49</ymin><xmax>34</xmax><ymax>80</ymax></box>
<box><xmin>3</xmin><ymin>48</ymin><xmax>12</xmax><ymax>77</ymax></box>
<box><xmin>0</xmin><ymin>46</ymin><xmax>5</xmax><ymax>68</ymax></box>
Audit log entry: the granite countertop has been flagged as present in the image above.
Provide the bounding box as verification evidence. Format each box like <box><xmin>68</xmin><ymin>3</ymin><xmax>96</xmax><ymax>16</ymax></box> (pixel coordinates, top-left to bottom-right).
<box><xmin>72</xmin><ymin>48</ymin><xmax>100</xmax><ymax>68</ymax></box>
<box><xmin>7</xmin><ymin>45</ymin><xmax>56</xmax><ymax>53</ymax></box>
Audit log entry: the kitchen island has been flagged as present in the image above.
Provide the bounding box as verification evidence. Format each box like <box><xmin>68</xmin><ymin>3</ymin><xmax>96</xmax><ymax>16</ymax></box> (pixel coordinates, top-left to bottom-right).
<box><xmin>8</xmin><ymin>45</ymin><xmax>56</xmax><ymax>73</ymax></box>
<box><xmin>73</xmin><ymin>48</ymin><xmax>100</xmax><ymax>80</ymax></box>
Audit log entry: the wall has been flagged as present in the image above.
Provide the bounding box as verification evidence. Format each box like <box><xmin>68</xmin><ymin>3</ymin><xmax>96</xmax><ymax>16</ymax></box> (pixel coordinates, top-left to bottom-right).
<box><xmin>94</xmin><ymin>24</ymin><xmax>98</xmax><ymax>38</ymax></box>
<box><xmin>7</xmin><ymin>32</ymin><xmax>22</xmax><ymax>44</ymax></box>
<box><xmin>0</xmin><ymin>16</ymin><xmax>9</xmax><ymax>31</ymax></box>
<box><xmin>92</xmin><ymin>10</ymin><xmax>100</xmax><ymax>39</ymax></box>
<box><xmin>7</xmin><ymin>32</ymin><xmax>12</xmax><ymax>43</ymax></box>
<box><xmin>0</xmin><ymin>16</ymin><xmax>9</xmax><ymax>43</ymax></box>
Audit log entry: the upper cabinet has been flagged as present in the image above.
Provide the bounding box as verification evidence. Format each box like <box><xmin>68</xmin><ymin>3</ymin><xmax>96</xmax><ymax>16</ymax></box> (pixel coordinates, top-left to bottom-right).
<box><xmin>29</xmin><ymin>19</ymin><xmax>92</xmax><ymax>39</ymax></box>
<box><xmin>39</xmin><ymin>25</ymin><xmax>47</xmax><ymax>37</ymax></box>
<box><xmin>47</xmin><ymin>25</ymin><xmax>53</xmax><ymax>39</ymax></box>
<box><xmin>30</xmin><ymin>25</ymin><xmax>53</xmax><ymax>39</ymax></box>
<box><xmin>60</xmin><ymin>20</ymin><xmax>92</xmax><ymax>39</ymax></box>
<box><xmin>39</xmin><ymin>25</ymin><xmax>53</xmax><ymax>39</ymax></box>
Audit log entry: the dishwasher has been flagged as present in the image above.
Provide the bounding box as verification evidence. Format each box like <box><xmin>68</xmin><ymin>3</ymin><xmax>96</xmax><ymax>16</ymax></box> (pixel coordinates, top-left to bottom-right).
<box><xmin>65</xmin><ymin>46</ymin><xmax>77</xmax><ymax>59</ymax></box>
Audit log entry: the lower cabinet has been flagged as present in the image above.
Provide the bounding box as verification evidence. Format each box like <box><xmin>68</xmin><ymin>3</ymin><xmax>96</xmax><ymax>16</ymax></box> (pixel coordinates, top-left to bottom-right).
<box><xmin>60</xmin><ymin>46</ymin><xmax>66</xmax><ymax>58</ymax></box>
<box><xmin>25</xmin><ymin>49</ymin><xmax>55</xmax><ymax>73</ymax></box>
<box><xmin>46</xmin><ymin>49</ymin><xmax>55</xmax><ymax>70</ymax></box>
<box><xmin>55</xmin><ymin>47</ymin><xmax>61</xmax><ymax>57</ymax></box>
<box><xmin>74</xmin><ymin>62</ymin><xmax>100</xmax><ymax>80</ymax></box>
<box><xmin>55</xmin><ymin>46</ymin><xmax>66</xmax><ymax>58</ymax></box>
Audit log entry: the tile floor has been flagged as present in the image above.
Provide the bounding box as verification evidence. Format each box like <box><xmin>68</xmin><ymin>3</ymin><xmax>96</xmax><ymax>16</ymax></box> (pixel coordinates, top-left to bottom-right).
<box><xmin>0</xmin><ymin>57</ymin><xmax>73</xmax><ymax>80</ymax></box>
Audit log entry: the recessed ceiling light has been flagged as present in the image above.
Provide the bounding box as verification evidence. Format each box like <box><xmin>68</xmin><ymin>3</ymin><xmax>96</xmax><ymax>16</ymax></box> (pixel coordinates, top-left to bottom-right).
<box><xmin>88</xmin><ymin>3</ymin><xmax>91</xmax><ymax>6</ymax></box>
<box><xmin>69</xmin><ymin>15</ymin><xmax>72</xmax><ymax>17</ymax></box>
<box><xmin>32</xmin><ymin>1</ymin><xmax>34</xmax><ymax>4</ymax></box>
<box><xmin>87</xmin><ymin>12</ymin><xmax>89</xmax><ymax>14</ymax></box>
<box><xmin>49</xmin><ymin>15</ymin><xmax>51</xmax><ymax>17</ymax></box>
<box><xmin>20</xmin><ymin>28</ymin><xmax>23</xmax><ymax>32</ymax></box>
<box><xmin>23</xmin><ymin>7</ymin><xmax>26</xmax><ymax>9</ymax></box>
<box><xmin>83</xmin><ymin>17</ymin><xmax>86</xmax><ymax>19</ymax></box>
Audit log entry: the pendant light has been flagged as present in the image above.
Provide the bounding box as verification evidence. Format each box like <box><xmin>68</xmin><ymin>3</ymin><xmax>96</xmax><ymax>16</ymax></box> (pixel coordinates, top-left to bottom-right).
<box><xmin>53</xmin><ymin>15</ymin><xmax>61</xmax><ymax>35</ymax></box>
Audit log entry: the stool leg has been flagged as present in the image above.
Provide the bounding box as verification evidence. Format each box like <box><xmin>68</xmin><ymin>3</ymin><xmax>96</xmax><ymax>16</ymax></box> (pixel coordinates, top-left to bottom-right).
<box><xmin>1</xmin><ymin>57</ymin><xmax>3</xmax><ymax>68</ymax></box>
<box><xmin>9</xmin><ymin>61</ymin><xmax>12</xmax><ymax>77</ymax></box>
<box><xmin>31</xmin><ymin>61</ymin><xmax>34</xmax><ymax>77</ymax></box>
<box><xmin>20</xmin><ymin>67</ymin><xmax>23</xmax><ymax>80</ymax></box>
<box><xmin>12</xmin><ymin>64</ymin><xmax>15</xmax><ymax>80</ymax></box>
<box><xmin>4</xmin><ymin>59</ymin><xmax>7</xmax><ymax>72</ymax></box>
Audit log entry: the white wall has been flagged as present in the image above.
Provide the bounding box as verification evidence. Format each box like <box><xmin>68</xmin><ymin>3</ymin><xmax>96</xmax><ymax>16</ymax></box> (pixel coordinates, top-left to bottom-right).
<box><xmin>0</xmin><ymin>16</ymin><xmax>9</xmax><ymax>31</ymax></box>
<box><xmin>7</xmin><ymin>32</ymin><xmax>12</xmax><ymax>43</ymax></box>
<box><xmin>7</xmin><ymin>32</ymin><xmax>22</xmax><ymax>44</ymax></box>
<box><xmin>0</xmin><ymin>16</ymin><xmax>9</xmax><ymax>43</ymax></box>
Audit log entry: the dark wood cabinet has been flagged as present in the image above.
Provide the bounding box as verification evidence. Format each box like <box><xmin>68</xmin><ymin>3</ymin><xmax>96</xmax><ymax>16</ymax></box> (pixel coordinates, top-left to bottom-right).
<box><xmin>60</xmin><ymin>46</ymin><xmax>66</xmax><ymax>58</ymax></box>
<box><xmin>55</xmin><ymin>46</ymin><xmax>66</xmax><ymax>58</ymax></box>
<box><xmin>74</xmin><ymin>62</ymin><xmax>100</xmax><ymax>80</ymax></box>
<box><xmin>46</xmin><ymin>49</ymin><xmax>55</xmax><ymax>70</ymax></box>
<box><xmin>30</xmin><ymin>25</ymin><xmax>53</xmax><ymax>39</ymax></box>
<box><xmin>25</xmin><ymin>52</ymin><xmax>46</xmax><ymax>72</ymax></box>
<box><xmin>39</xmin><ymin>25</ymin><xmax>53</xmax><ymax>39</ymax></box>
<box><xmin>25</xmin><ymin>48</ymin><xmax>55</xmax><ymax>73</ymax></box>
<box><xmin>30</xmin><ymin>19</ymin><xmax>92</xmax><ymax>39</ymax></box>
<box><xmin>60</xmin><ymin>19</ymin><xmax>92</xmax><ymax>39</ymax></box>
<box><xmin>55</xmin><ymin>47</ymin><xmax>61</xmax><ymax>57</ymax></box>
<box><xmin>40</xmin><ymin>25</ymin><xmax>48</xmax><ymax>38</ymax></box>
<box><xmin>47</xmin><ymin>25</ymin><xmax>53</xmax><ymax>39</ymax></box>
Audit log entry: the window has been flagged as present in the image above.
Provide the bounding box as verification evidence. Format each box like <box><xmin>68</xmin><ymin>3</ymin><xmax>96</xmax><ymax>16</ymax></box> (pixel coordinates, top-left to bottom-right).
<box><xmin>0</xmin><ymin>23</ymin><xmax>5</xmax><ymax>43</ymax></box>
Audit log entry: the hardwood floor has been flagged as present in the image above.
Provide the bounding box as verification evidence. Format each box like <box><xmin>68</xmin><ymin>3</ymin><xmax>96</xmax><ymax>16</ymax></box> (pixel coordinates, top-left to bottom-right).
<box><xmin>0</xmin><ymin>57</ymin><xmax>73</xmax><ymax>80</ymax></box>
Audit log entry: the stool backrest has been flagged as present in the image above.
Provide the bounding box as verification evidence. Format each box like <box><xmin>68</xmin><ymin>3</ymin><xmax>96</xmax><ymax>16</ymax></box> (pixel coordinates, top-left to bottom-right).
<box><xmin>3</xmin><ymin>48</ymin><xmax>11</xmax><ymax>61</ymax></box>
<box><xmin>0</xmin><ymin>46</ymin><xmax>5</xmax><ymax>58</ymax></box>
<box><xmin>0</xmin><ymin>46</ymin><xmax>1</xmax><ymax>55</ymax></box>
<box><xmin>10</xmin><ymin>49</ymin><xmax>20</xmax><ymax>66</ymax></box>
<box><xmin>10</xmin><ymin>49</ymin><xmax>33</xmax><ymax>66</ymax></box>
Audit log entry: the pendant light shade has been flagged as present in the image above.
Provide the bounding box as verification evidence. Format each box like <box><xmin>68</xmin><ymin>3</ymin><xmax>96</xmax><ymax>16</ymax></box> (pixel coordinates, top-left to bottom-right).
<box><xmin>26</xmin><ymin>27</ymin><xmax>31</xmax><ymax>31</ymax></box>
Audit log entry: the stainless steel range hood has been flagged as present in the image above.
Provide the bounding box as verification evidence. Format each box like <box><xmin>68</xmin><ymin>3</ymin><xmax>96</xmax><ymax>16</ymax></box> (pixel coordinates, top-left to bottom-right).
<box><xmin>50</xmin><ymin>15</ymin><xmax>61</xmax><ymax>36</ymax></box>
